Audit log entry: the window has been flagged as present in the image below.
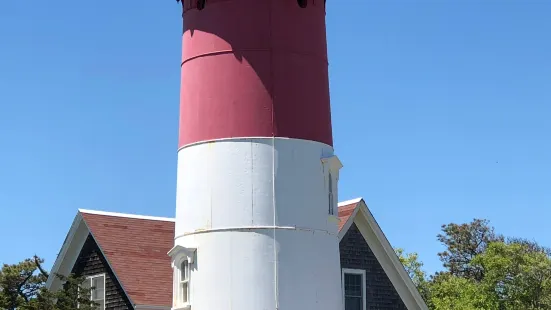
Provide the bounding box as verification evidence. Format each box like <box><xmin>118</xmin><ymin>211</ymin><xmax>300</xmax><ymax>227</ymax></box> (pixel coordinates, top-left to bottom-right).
<box><xmin>179</xmin><ymin>260</ymin><xmax>190</xmax><ymax>305</ymax></box>
<box><xmin>328</xmin><ymin>172</ymin><xmax>335</xmax><ymax>215</ymax></box>
<box><xmin>81</xmin><ymin>274</ymin><xmax>105</xmax><ymax>310</ymax></box>
<box><xmin>342</xmin><ymin>269</ymin><xmax>366</xmax><ymax>310</ymax></box>
<box><xmin>321</xmin><ymin>155</ymin><xmax>342</xmax><ymax>217</ymax></box>
<box><xmin>168</xmin><ymin>245</ymin><xmax>196</xmax><ymax>309</ymax></box>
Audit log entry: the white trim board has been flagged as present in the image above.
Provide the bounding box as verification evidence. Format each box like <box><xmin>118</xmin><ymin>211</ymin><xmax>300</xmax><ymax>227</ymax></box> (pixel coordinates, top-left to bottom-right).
<box><xmin>338</xmin><ymin>197</ymin><xmax>363</xmax><ymax>207</ymax></box>
<box><xmin>46</xmin><ymin>213</ymin><xmax>87</xmax><ymax>290</ymax></box>
<box><xmin>78</xmin><ymin>209</ymin><xmax>175</xmax><ymax>222</ymax></box>
<box><xmin>338</xmin><ymin>199</ymin><xmax>428</xmax><ymax>310</ymax></box>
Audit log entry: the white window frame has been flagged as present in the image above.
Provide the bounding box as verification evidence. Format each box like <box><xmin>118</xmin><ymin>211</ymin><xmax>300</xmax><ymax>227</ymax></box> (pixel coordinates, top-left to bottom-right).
<box><xmin>341</xmin><ymin>268</ymin><xmax>367</xmax><ymax>310</ymax></box>
<box><xmin>168</xmin><ymin>245</ymin><xmax>196</xmax><ymax>310</ymax></box>
<box><xmin>80</xmin><ymin>273</ymin><xmax>106</xmax><ymax>310</ymax></box>
<box><xmin>321</xmin><ymin>155</ymin><xmax>342</xmax><ymax>217</ymax></box>
<box><xmin>177</xmin><ymin>259</ymin><xmax>191</xmax><ymax>307</ymax></box>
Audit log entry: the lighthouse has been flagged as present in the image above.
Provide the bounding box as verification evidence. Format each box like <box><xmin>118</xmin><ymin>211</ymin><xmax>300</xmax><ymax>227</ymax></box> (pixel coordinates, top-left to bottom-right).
<box><xmin>168</xmin><ymin>0</ymin><xmax>343</xmax><ymax>309</ymax></box>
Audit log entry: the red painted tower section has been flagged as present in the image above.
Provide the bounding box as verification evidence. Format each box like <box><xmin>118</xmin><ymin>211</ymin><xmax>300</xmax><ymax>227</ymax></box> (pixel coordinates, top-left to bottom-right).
<box><xmin>178</xmin><ymin>0</ymin><xmax>333</xmax><ymax>148</ymax></box>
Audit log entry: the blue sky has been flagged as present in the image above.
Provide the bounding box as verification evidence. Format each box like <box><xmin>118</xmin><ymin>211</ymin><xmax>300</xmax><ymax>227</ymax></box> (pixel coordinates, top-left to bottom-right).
<box><xmin>0</xmin><ymin>0</ymin><xmax>549</xmax><ymax>275</ymax></box>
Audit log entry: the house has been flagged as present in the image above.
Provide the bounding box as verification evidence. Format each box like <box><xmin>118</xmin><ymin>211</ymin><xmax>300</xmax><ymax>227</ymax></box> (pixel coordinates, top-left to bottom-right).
<box><xmin>46</xmin><ymin>198</ymin><xmax>428</xmax><ymax>310</ymax></box>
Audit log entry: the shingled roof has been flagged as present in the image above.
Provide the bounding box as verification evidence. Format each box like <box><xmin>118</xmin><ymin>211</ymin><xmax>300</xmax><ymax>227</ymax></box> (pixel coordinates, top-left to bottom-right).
<box><xmin>80</xmin><ymin>211</ymin><xmax>174</xmax><ymax>307</ymax></box>
<box><xmin>337</xmin><ymin>198</ymin><xmax>360</xmax><ymax>231</ymax></box>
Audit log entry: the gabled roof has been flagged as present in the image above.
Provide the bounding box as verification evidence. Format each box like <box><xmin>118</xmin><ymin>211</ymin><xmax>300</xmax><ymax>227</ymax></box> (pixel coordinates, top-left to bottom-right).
<box><xmin>337</xmin><ymin>198</ymin><xmax>428</xmax><ymax>310</ymax></box>
<box><xmin>81</xmin><ymin>210</ymin><xmax>174</xmax><ymax>308</ymax></box>
<box><xmin>48</xmin><ymin>199</ymin><xmax>427</xmax><ymax>310</ymax></box>
<box><xmin>46</xmin><ymin>210</ymin><xmax>175</xmax><ymax>309</ymax></box>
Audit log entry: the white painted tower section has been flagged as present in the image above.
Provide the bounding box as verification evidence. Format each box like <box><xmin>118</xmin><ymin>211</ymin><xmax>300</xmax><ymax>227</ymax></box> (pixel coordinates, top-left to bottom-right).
<box><xmin>169</xmin><ymin>137</ymin><xmax>343</xmax><ymax>310</ymax></box>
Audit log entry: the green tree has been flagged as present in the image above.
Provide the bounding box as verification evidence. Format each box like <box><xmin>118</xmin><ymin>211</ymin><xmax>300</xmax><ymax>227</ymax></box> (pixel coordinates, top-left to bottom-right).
<box><xmin>396</xmin><ymin>218</ymin><xmax>551</xmax><ymax>310</ymax></box>
<box><xmin>396</xmin><ymin>248</ymin><xmax>427</xmax><ymax>286</ymax></box>
<box><xmin>0</xmin><ymin>256</ymin><xmax>97</xmax><ymax>310</ymax></box>
<box><xmin>428</xmin><ymin>273</ymin><xmax>498</xmax><ymax>310</ymax></box>
<box><xmin>0</xmin><ymin>256</ymin><xmax>46</xmax><ymax>310</ymax></box>
<box><xmin>436</xmin><ymin>219</ymin><xmax>503</xmax><ymax>282</ymax></box>
<box><xmin>474</xmin><ymin>242</ymin><xmax>551</xmax><ymax>310</ymax></box>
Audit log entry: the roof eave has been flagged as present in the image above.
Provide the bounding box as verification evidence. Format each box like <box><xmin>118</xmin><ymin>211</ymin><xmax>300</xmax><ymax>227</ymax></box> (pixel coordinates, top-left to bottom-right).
<box><xmin>46</xmin><ymin>212</ymin><xmax>87</xmax><ymax>290</ymax></box>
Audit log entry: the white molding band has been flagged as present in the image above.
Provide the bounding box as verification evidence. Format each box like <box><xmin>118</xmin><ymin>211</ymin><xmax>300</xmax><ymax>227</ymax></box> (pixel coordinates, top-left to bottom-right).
<box><xmin>177</xmin><ymin>136</ymin><xmax>334</xmax><ymax>152</ymax></box>
<box><xmin>78</xmin><ymin>209</ymin><xmax>175</xmax><ymax>222</ymax></box>
<box><xmin>174</xmin><ymin>225</ymin><xmax>340</xmax><ymax>239</ymax></box>
<box><xmin>338</xmin><ymin>197</ymin><xmax>363</xmax><ymax>207</ymax></box>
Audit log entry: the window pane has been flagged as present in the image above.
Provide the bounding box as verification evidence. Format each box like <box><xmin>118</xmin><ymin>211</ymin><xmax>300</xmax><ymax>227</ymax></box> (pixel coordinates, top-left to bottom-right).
<box><xmin>181</xmin><ymin>261</ymin><xmax>188</xmax><ymax>280</ymax></box>
<box><xmin>344</xmin><ymin>274</ymin><xmax>362</xmax><ymax>297</ymax></box>
<box><xmin>182</xmin><ymin>282</ymin><xmax>188</xmax><ymax>303</ymax></box>
<box><xmin>328</xmin><ymin>173</ymin><xmax>334</xmax><ymax>214</ymax></box>
<box><xmin>344</xmin><ymin>273</ymin><xmax>363</xmax><ymax>310</ymax></box>
<box><xmin>345</xmin><ymin>297</ymin><xmax>362</xmax><ymax>310</ymax></box>
<box><xmin>91</xmin><ymin>276</ymin><xmax>105</xmax><ymax>301</ymax></box>
<box><xmin>97</xmin><ymin>299</ymin><xmax>105</xmax><ymax>310</ymax></box>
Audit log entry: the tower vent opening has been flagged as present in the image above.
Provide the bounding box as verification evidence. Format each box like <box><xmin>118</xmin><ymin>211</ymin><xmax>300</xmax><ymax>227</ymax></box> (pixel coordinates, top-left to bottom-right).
<box><xmin>297</xmin><ymin>0</ymin><xmax>307</xmax><ymax>8</ymax></box>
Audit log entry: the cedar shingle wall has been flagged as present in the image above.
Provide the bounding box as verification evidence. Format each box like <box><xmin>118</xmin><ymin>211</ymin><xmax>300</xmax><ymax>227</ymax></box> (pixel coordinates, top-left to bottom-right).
<box><xmin>340</xmin><ymin>223</ymin><xmax>407</xmax><ymax>310</ymax></box>
<box><xmin>72</xmin><ymin>234</ymin><xmax>134</xmax><ymax>310</ymax></box>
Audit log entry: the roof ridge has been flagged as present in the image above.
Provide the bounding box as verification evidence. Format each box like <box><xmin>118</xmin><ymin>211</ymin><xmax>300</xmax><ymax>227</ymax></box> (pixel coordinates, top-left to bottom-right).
<box><xmin>78</xmin><ymin>209</ymin><xmax>175</xmax><ymax>222</ymax></box>
<box><xmin>337</xmin><ymin>197</ymin><xmax>363</xmax><ymax>207</ymax></box>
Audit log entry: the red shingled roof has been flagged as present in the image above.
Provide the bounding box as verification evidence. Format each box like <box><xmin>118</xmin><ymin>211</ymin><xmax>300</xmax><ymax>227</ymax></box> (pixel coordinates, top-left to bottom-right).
<box><xmin>80</xmin><ymin>211</ymin><xmax>175</xmax><ymax>307</ymax></box>
<box><xmin>78</xmin><ymin>201</ymin><xmax>360</xmax><ymax>307</ymax></box>
<box><xmin>338</xmin><ymin>202</ymin><xmax>359</xmax><ymax>231</ymax></box>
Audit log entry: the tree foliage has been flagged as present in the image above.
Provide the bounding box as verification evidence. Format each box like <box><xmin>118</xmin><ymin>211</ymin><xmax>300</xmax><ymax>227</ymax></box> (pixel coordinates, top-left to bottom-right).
<box><xmin>396</xmin><ymin>219</ymin><xmax>551</xmax><ymax>310</ymax></box>
<box><xmin>436</xmin><ymin>219</ymin><xmax>504</xmax><ymax>282</ymax></box>
<box><xmin>0</xmin><ymin>256</ymin><xmax>97</xmax><ymax>310</ymax></box>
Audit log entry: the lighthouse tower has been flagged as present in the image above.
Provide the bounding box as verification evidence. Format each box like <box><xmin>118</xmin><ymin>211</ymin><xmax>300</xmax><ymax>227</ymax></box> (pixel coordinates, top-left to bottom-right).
<box><xmin>168</xmin><ymin>0</ymin><xmax>343</xmax><ymax>309</ymax></box>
